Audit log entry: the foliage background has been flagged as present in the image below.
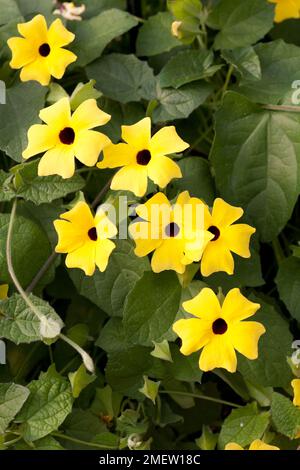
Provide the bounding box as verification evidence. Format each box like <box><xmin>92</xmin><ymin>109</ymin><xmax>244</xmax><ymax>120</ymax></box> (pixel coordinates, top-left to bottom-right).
<box><xmin>0</xmin><ymin>0</ymin><xmax>300</xmax><ymax>451</ymax></box>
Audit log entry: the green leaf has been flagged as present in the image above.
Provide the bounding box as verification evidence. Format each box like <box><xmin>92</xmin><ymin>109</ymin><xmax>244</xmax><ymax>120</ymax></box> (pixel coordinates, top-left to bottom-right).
<box><xmin>158</xmin><ymin>50</ymin><xmax>219</xmax><ymax>89</ymax></box>
<box><xmin>10</xmin><ymin>160</ymin><xmax>85</xmax><ymax>204</ymax></box>
<box><xmin>123</xmin><ymin>271</ymin><xmax>181</xmax><ymax>347</ymax></box>
<box><xmin>165</xmin><ymin>344</ymin><xmax>202</xmax><ymax>383</ymax></box>
<box><xmin>136</xmin><ymin>12</ymin><xmax>181</xmax><ymax>57</ymax></box>
<box><xmin>106</xmin><ymin>346</ymin><xmax>153</xmax><ymax>394</ymax></box>
<box><xmin>96</xmin><ymin>317</ymin><xmax>129</xmax><ymax>353</ymax></box>
<box><xmin>70</xmin><ymin>240</ymin><xmax>150</xmax><ymax>317</ymax></box>
<box><xmin>0</xmin><ymin>170</ymin><xmax>14</xmax><ymax>202</ymax></box>
<box><xmin>211</xmin><ymin>91</ymin><xmax>300</xmax><ymax>242</ymax></box>
<box><xmin>222</xmin><ymin>47</ymin><xmax>262</xmax><ymax>81</ymax></box>
<box><xmin>17</xmin><ymin>370</ymin><xmax>73</xmax><ymax>441</ymax></box>
<box><xmin>168</xmin><ymin>157</ymin><xmax>215</xmax><ymax>205</ymax></box>
<box><xmin>0</xmin><ymin>382</ymin><xmax>29</xmax><ymax>434</ymax></box>
<box><xmin>218</xmin><ymin>402</ymin><xmax>270</xmax><ymax>449</ymax></box>
<box><xmin>0</xmin><ymin>294</ymin><xmax>63</xmax><ymax>344</ymax></box>
<box><xmin>92</xmin><ymin>432</ymin><xmax>119</xmax><ymax>449</ymax></box>
<box><xmin>139</xmin><ymin>376</ymin><xmax>160</xmax><ymax>404</ymax></box>
<box><xmin>276</xmin><ymin>257</ymin><xmax>300</xmax><ymax>321</ymax></box>
<box><xmin>151</xmin><ymin>340</ymin><xmax>173</xmax><ymax>363</ymax></box>
<box><xmin>0</xmin><ymin>213</ymin><xmax>53</xmax><ymax>288</ymax></box>
<box><xmin>0</xmin><ymin>0</ymin><xmax>21</xmax><ymax>25</ymax></box>
<box><xmin>83</xmin><ymin>0</ymin><xmax>126</xmax><ymax>18</ymax></box>
<box><xmin>16</xmin><ymin>0</ymin><xmax>53</xmax><ymax>19</ymax></box>
<box><xmin>69</xmin><ymin>9</ymin><xmax>138</xmax><ymax>66</ymax></box>
<box><xmin>87</xmin><ymin>53</ymin><xmax>156</xmax><ymax>103</ymax></box>
<box><xmin>31</xmin><ymin>436</ymin><xmax>64</xmax><ymax>450</ymax></box>
<box><xmin>238</xmin><ymin>298</ymin><xmax>293</xmax><ymax>388</ymax></box>
<box><xmin>153</xmin><ymin>81</ymin><xmax>212</xmax><ymax>123</ymax></box>
<box><xmin>238</xmin><ymin>40</ymin><xmax>300</xmax><ymax>104</ymax></box>
<box><xmin>196</xmin><ymin>425</ymin><xmax>218</xmax><ymax>450</ymax></box>
<box><xmin>207</xmin><ymin>0</ymin><xmax>274</xmax><ymax>50</ymax></box>
<box><xmin>271</xmin><ymin>392</ymin><xmax>300</xmax><ymax>439</ymax></box>
<box><xmin>68</xmin><ymin>365</ymin><xmax>96</xmax><ymax>399</ymax></box>
<box><xmin>0</xmin><ymin>82</ymin><xmax>47</xmax><ymax>162</ymax></box>
<box><xmin>70</xmin><ymin>80</ymin><xmax>102</xmax><ymax>111</ymax></box>
<box><xmin>63</xmin><ymin>409</ymin><xmax>107</xmax><ymax>449</ymax></box>
<box><xmin>91</xmin><ymin>385</ymin><xmax>122</xmax><ymax>418</ymax></box>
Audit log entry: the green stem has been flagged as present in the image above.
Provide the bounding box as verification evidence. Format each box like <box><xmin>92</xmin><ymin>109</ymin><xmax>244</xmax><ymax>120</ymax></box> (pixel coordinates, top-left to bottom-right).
<box><xmin>160</xmin><ymin>390</ymin><xmax>241</xmax><ymax>408</ymax></box>
<box><xmin>52</xmin><ymin>432</ymin><xmax>118</xmax><ymax>450</ymax></box>
<box><xmin>222</xmin><ymin>65</ymin><xmax>234</xmax><ymax>97</ymax></box>
<box><xmin>3</xmin><ymin>436</ymin><xmax>22</xmax><ymax>447</ymax></box>
<box><xmin>272</xmin><ymin>238</ymin><xmax>285</xmax><ymax>265</ymax></box>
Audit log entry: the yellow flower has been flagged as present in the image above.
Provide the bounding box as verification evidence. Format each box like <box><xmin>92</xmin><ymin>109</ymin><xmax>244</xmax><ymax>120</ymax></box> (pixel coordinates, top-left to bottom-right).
<box><xmin>268</xmin><ymin>0</ymin><xmax>300</xmax><ymax>23</ymax></box>
<box><xmin>173</xmin><ymin>287</ymin><xmax>265</xmax><ymax>373</ymax></box>
<box><xmin>23</xmin><ymin>97</ymin><xmax>111</xmax><ymax>178</ymax></box>
<box><xmin>54</xmin><ymin>201</ymin><xmax>117</xmax><ymax>276</ymax></box>
<box><xmin>292</xmin><ymin>379</ymin><xmax>300</xmax><ymax>407</ymax></box>
<box><xmin>199</xmin><ymin>198</ymin><xmax>255</xmax><ymax>277</ymax></box>
<box><xmin>7</xmin><ymin>14</ymin><xmax>77</xmax><ymax>86</ymax></box>
<box><xmin>97</xmin><ymin>117</ymin><xmax>189</xmax><ymax>197</ymax></box>
<box><xmin>225</xmin><ymin>439</ymin><xmax>279</xmax><ymax>450</ymax></box>
<box><xmin>0</xmin><ymin>285</ymin><xmax>8</xmax><ymax>300</ymax></box>
<box><xmin>130</xmin><ymin>191</ymin><xmax>213</xmax><ymax>274</ymax></box>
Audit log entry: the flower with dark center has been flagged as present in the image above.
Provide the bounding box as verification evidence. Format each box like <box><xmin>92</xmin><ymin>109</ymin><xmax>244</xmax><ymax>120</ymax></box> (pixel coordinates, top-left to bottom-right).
<box><xmin>88</xmin><ymin>227</ymin><xmax>98</xmax><ymax>241</ymax></box>
<box><xmin>208</xmin><ymin>225</ymin><xmax>220</xmax><ymax>241</ymax></box>
<box><xmin>59</xmin><ymin>127</ymin><xmax>75</xmax><ymax>145</ymax></box>
<box><xmin>212</xmin><ymin>318</ymin><xmax>228</xmax><ymax>335</ymax></box>
<box><xmin>39</xmin><ymin>43</ymin><xmax>51</xmax><ymax>57</ymax></box>
<box><xmin>136</xmin><ymin>149</ymin><xmax>151</xmax><ymax>166</ymax></box>
<box><xmin>165</xmin><ymin>222</ymin><xmax>180</xmax><ymax>238</ymax></box>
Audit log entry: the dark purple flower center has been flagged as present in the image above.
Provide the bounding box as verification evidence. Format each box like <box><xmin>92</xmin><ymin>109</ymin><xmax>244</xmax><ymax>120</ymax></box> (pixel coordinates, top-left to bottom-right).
<box><xmin>59</xmin><ymin>127</ymin><xmax>75</xmax><ymax>145</ymax></box>
<box><xmin>165</xmin><ymin>222</ymin><xmax>180</xmax><ymax>238</ymax></box>
<box><xmin>212</xmin><ymin>318</ymin><xmax>228</xmax><ymax>335</ymax></box>
<box><xmin>88</xmin><ymin>227</ymin><xmax>98</xmax><ymax>241</ymax></box>
<box><xmin>208</xmin><ymin>225</ymin><xmax>220</xmax><ymax>241</ymax></box>
<box><xmin>136</xmin><ymin>149</ymin><xmax>151</xmax><ymax>166</ymax></box>
<box><xmin>39</xmin><ymin>43</ymin><xmax>51</xmax><ymax>57</ymax></box>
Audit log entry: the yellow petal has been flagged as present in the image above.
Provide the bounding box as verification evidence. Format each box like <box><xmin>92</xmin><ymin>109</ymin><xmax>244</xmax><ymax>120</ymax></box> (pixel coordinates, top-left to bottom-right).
<box><xmin>147</xmin><ymin>155</ymin><xmax>182</xmax><ymax>188</ymax></box>
<box><xmin>151</xmin><ymin>238</ymin><xmax>186</xmax><ymax>273</ymax></box>
<box><xmin>60</xmin><ymin>201</ymin><xmax>94</xmax><ymax>231</ymax></box>
<box><xmin>18</xmin><ymin>14</ymin><xmax>48</xmax><ymax>43</ymax></box>
<box><xmin>65</xmin><ymin>240</ymin><xmax>96</xmax><ymax>276</ymax></box>
<box><xmin>271</xmin><ymin>0</ymin><xmax>300</xmax><ymax>22</ymax></box>
<box><xmin>200</xmin><ymin>240</ymin><xmax>234</xmax><ymax>277</ymax></box>
<box><xmin>130</xmin><ymin>221</ymin><xmax>162</xmax><ymax>256</ymax></box>
<box><xmin>292</xmin><ymin>379</ymin><xmax>300</xmax><ymax>407</ymax></box>
<box><xmin>8</xmin><ymin>37</ymin><xmax>37</xmax><ymax>69</ymax></box>
<box><xmin>46</xmin><ymin>47</ymin><xmax>77</xmax><ymax>79</ymax></box>
<box><xmin>211</xmin><ymin>198</ymin><xmax>244</xmax><ymax>229</ymax></box>
<box><xmin>221</xmin><ymin>288</ymin><xmax>260</xmax><ymax>322</ymax></box>
<box><xmin>0</xmin><ymin>284</ymin><xmax>9</xmax><ymax>300</ymax></box>
<box><xmin>249</xmin><ymin>440</ymin><xmax>279</xmax><ymax>451</ymax></box>
<box><xmin>225</xmin><ymin>442</ymin><xmax>244</xmax><ymax>450</ymax></box>
<box><xmin>71</xmin><ymin>99</ymin><xmax>111</xmax><ymax>131</ymax></box>
<box><xmin>182</xmin><ymin>287</ymin><xmax>221</xmax><ymax>320</ymax></box>
<box><xmin>54</xmin><ymin>219</ymin><xmax>86</xmax><ymax>253</ymax></box>
<box><xmin>47</xmin><ymin>18</ymin><xmax>75</xmax><ymax>47</ymax></box>
<box><xmin>111</xmin><ymin>165</ymin><xmax>148</xmax><ymax>197</ymax></box>
<box><xmin>39</xmin><ymin>97</ymin><xmax>71</xmax><ymax>128</ymax></box>
<box><xmin>22</xmin><ymin>124</ymin><xmax>57</xmax><ymax>159</ymax></box>
<box><xmin>222</xmin><ymin>223</ymin><xmax>255</xmax><ymax>258</ymax></box>
<box><xmin>229</xmin><ymin>321</ymin><xmax>265</xmax><ymax>360</ymax></box>
<box><xmin>149</xmin><ymin>126</ymin><xmax>189</xmax><ymax>157</ymax></box>
<box><xmin>19</xmin><ymin>57</ymin><xmax>51</xmax><ymax>86</ymax></box>
<box><xmin>173</xmin><ymin>318</ymin><xmax>212</xmax><ymax>355</ymax></box>
<box><xmin>183</xmin><ymin>230</ymin><xmax>213</xmax><ymax>263</ymax></box>
<box><xmin>94</xmin><ymin>210</ymin><xmax>118</xmax><ymax>239</ymax></box>
<box><xmin>135</xmin><ymin>192</ymin><xmax>171</xmax><ymax>222</ymax></box>
<box><xmin>199</xmin><ymin>336</ymin><xmax>237</xmax><ymax>372</ymax></box>
<box><xmin>74</xmin><ymin>130</ymin><xmax>110</xmax><ymax>166</ymax></box>
<box><xmin>38</xmin><ymin>145</ymin><xmax>75</xmax><ymax>178</ymax></box>
<box><xmin>98</xmin><ymin>143</ymin><xmax>135</xmax><ymax>169</ymax></box>
<box><xmin>95</xmin><ymin>239</ymin><xmax>115</xmax><ymax>272</ymax></box>
<box><xmin>121</xmin><ymin>117</ymin><xmax>151</xmax><ymax>149</ymax></box>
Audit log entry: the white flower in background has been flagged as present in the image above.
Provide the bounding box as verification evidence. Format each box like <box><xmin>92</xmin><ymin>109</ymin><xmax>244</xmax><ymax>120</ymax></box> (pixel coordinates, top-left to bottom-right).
<box><xmin>53</xmin><ymin>1</ymin><xmax>85</xmax><ymax>21</ymax></box>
